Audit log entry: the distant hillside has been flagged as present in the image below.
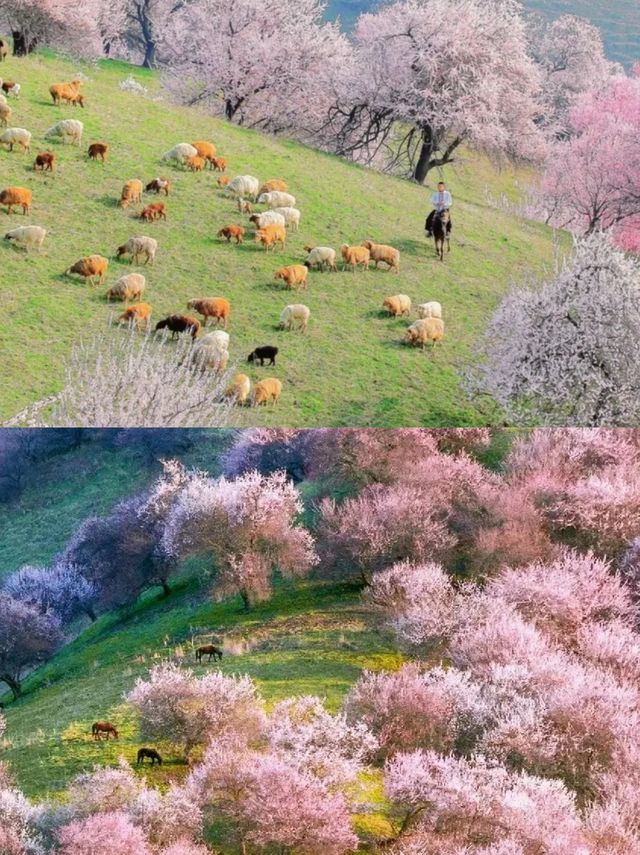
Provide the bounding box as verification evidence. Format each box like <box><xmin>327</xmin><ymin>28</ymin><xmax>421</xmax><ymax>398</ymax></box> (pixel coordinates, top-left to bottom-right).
<box><xmin>327</xmin><ymin>0</ymin><xmax>640</xmax><ymax>67</ymax></box>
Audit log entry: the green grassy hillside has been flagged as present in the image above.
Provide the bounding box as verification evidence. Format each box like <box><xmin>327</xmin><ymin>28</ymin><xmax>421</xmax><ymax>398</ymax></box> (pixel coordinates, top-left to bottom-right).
<box><xmin>0</xmin><ymin>52</ymin><xmax>563</xmax><ymax>427</ymax></box>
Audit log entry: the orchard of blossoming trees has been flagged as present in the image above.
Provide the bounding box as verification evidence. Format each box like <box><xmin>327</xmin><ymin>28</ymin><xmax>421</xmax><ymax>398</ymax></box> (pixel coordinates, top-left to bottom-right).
<box><xmin>5</xmin><ymin>429</ymin><xmax>640</xmax><ymax>851</ymax></box>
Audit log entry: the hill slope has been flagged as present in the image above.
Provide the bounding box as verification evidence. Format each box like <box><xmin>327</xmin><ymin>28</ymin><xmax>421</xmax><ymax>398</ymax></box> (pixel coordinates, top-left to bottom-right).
<box><xmin>1</xmin><ymin>52</ymin><xmax>560</xmax><ymax>427</ymax></box>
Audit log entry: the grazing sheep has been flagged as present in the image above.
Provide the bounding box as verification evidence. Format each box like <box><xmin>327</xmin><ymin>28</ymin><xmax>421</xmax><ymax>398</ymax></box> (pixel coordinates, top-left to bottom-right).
<box><xmin>383</xmin><ymin>295</ymin><xmax>412</xmax><ymax>317</ymax></box>
<box><xmin>225</xmin><ymin>373</ymin><xmax>251</xmax><ymax>405</ymax></box>
<box><xmin>0</xmin><ymin>39</ymin><xmax>7</xmax><ymax>62</ymax></box>
<box><xmin>271</xmin><ymin>207</ymin><xmax>301</xmax><ymax>231</ymax></box>
<box><xmin>186</xmin><ymin>154</ymin><xmax>206</xmax><ymax>172</ymax></box>
<box><xmin>49</xmin><ymin>80</ymin><xmax>82</xmax><ymax>105</ymax></box>
<box><xmin>237</xmin><ymin>199</ymin><xmax>252</xmax><ymax>216</ymax></box>
<box><xmin>162</xmin><ymin>143</ymin><xmax>198</xmax><ymax>167</ymax></box>
<box><xmin>145</xmin><ymin>177</ymin><xmax>171</xmax><ymax>196</ymax></box>
<box><xmin>187</xmin><ymin>297</ymin><xmax>230</xmax><ymax>328</ymax></box>
<box><xmin>405</xmin><ymin>317</ymin><xmax>445</xmax><ymax>349</ymax></box>
<box><xmin>116</xmin><ymin>236</ymin><xmax>158</xmax><ymax>265</ymax></box>
<box><xmin>211</xmin><ymin>156</ymin><xmax>227</xmax><ymax>172</ymax></box>
<box><xmin>255</xmin><ymin>224</ymin><xmax>286</xmax><ymax>252</ymax></box>
<box><xmin>274</xmin><ymin>264</ymin><xmax>308</xmax><ymax>291</ymax></box>
<box><xmin>225</xmin><ymin>175</ymin><xmax>260</xmax><ymax>201</ymax></box>
<box><xmin>249</xmin><ymin>211</ymin><xmax>285</xmax><ymax>230</ymax></box>
<box><xmin>217</xmin><ymin>224</ymin><xmax>245</xmax><ymax>244</ymax></box>
<box><xmin>278</xmin><ymin>304</ymin><xmax>310</xmax><ymax>332</ymax></box>
<box><xmin>340</xmin><ymin>244</ymin><xmax>370</xmax><ymax>274</ymax></box>
<box><xmin>248</xmin><ymin>345</ymin><xmax>278</xmax><ymax>366</ymax></box>
<box><xmin>106</xmin><ymin>273</ymin><xmax>146</xmax><ymax>302</ymax></box>
<box><xmin>139</xmin><ymin>202</ymin><xmax>166</xmax><ymax>221</ymax></box>
<box><xmin>191</xmin><ymin>140</ymin><xmax>217</xmax><ymax>166</ymax></box>
<box><xmin>217</xmin><ymin>176</ymin><xmax>231</xmax><ymax>189</ymax></box>
<box><xmin>65</xmin><ymin>254</ymin><xmax>109</xmax><ymax>284</ymax></box>
<box><xmin>303</xmin><ymin>245</ymin><xmax>336</xmax><ymax>272</ymax></box>
<box><xmin>33</xmin><ymin>151</ymin><xmax>55</xmax><ymax>172</ymax></box>
<box><xmin>155</xmin><ymin>314</ymin><xmax>200</xmax><ymax>339</ymax></box>
<box><xmin>192</xmin><ymin>330</ymin><xmax>230</xmax><ymax>371</ymax></box>
<box><xmin>45</xmin><ymin>119</ymin><xmax>83</xmax><ymax>146</ymax></box>
<box><xmin>0</xmin><ymin>187</ymin><xmax>32</xmax><ymax>215</ymax></box>
<box><xmin>118</xmin><ymin>302</ymin><xmax>152</xmax><ymax>331</ymax></box>
<box><xmin>201</xmin><ymin>330</ymin><xmax>229</xmax><ymax>350</ymax></box>
<box><xmin>258</xmin><ymin>179</ymin><xmax>287</xmax><ymax>195</ymax></box>
<box><xmin>4</xmin><ymin>225</ymin><xmax>46</xmax><ymax>252</ymax></box>
<box><xmin>0</xmin><ymin>102</ymin><xmax>10</xmax><ymax>127</ymax></box>
<box><xmin>417</xmin><ymin>301</ymin><xmax>443</xmax><ymax>320</ymax></box>
<box><xmin>361</xmin><ymin>240</ymin><xmax>400</xmax><ymax>273</ymax></box>
<box><xmin>118</xmin><ymin>179</ymin><xmax>144</xmax><ymax>209</ymax></box>
<box><xmin>0</xmin><ymin>127</ymin><xmax>31</xmax><ymax>152</ymax></box>
<box><xmin>252</xmin><ymin>378</ymin><xmax>282</xmax><ymax>406</ymax></box>
<box><xmin>88</xmin><ymin>142</ymin><xmax>108</xmax><ymax>161</ymax></box>
<box><xmin>2</xmin><ymin>81</ymin><xmax>20</xmax><ymax>98</ymax></box>
<box><xmin>257</xmin><ymin>191</ymin><xmax>296</xmax><ymax>209</ymax></box>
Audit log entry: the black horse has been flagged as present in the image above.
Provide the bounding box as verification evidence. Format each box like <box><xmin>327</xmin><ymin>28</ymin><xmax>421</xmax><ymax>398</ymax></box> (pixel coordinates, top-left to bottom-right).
<box><xmin>432</xmin><ymin>209</ymin><xmax>452</xmax><ymax>262</ymax></box>
<box><xmin>137</xmin><ymin>747</ymin><xmax>163</xmax><ymax>766</ymax></box>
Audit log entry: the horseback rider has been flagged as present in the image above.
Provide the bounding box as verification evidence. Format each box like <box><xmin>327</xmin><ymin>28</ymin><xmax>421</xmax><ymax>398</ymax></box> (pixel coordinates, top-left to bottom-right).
<box><xmin>425</xmin><ymin>181</ymin><xmax>453</xmax><ymax>237</ymax></box>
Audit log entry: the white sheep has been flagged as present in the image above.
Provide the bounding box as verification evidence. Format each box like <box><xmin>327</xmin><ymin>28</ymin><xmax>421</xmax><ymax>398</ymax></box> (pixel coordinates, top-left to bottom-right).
<box><xmin>5</xmin><ymin>83</ymin><xmax>19</xmax><ymax>98</ymax></box>
<box><xmin>249</xmin><ymin>211</ymin><xmax>286</xmax><ymax>230</ymax></box>
<box><xmin>303</xmin><ymin>246</ymin><xmax>336</xmax><ymax>272</ymax></box>
<box><xmin>225</xmin><ymin>175</ymin><xmax>260</xmax><ymax>201</ymax></box>
<box><xmin>162</xmin><ymin>143</ymin><xmax>198</xmax><ymax>167</ymax></box>
<box><xmin>258</xmin><ymin>191</ymin><xmax>296</xmax><ymax>209</ymax></box>
<box><xmin>279</xmin><ymin>304</ymin><xmax>310</xmax><ymax>332</ymax></box>
<box><xmin>116</xmin><ymin>236</ymin><xmax>158</xmax><ymax>265</ymax></box>
<box><xmin>45</xmin><ymin>119</ymin><xmax>83</xmax><ymax>146</ymax></box>
<box><xmin>271</xmin><ymin>207</ymin><xmax>301</xmax><ymax>231</ymax></box>
<box><xmin>106</xmin><ymin>273</ymin><xmax>146</xmax><ymax>301</ymax></box>
<box><xmin>0</xmin><ymin>127</ymin><xmax>31</xmax><ymax>152</ymax></box>
<box><xmin>4</xmin><ymin>225</ymin><xmax>46</xmax><ymax>252</ymax></box>
<box><xmin>417</xmin><ymin>301</ymin><xmax>443</xmax><ymax>320</ymax></box>
<box><xmin>201</xmin><ymin>330</ymin><xmax>230</xmax><ymax>351</ymax></box>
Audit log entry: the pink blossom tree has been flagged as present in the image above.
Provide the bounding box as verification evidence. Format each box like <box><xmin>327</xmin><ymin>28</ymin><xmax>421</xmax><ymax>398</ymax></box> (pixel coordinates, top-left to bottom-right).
<box><xmin>126</xmin><ymin>662</ymin><xmax>265</xmax><ymax>760</ymax></box>
<box><xmin>326</xmin><ymin>0</ymin><xmax>544</xmax><ymax>182</ymax></box>
<box><xmin>161</xmin><ymin>470</ymin><xmax>317</xmax><ymax>608</ymax></box>
<box><xmin>4</xmin><ymin>563</ymin><xmax>97</xmax><ymax>624</ymax></box>
<box><xmin>0</xmin><ymin>0</ymin><xmax>113</xmax><ymax>56</ymax></box>
<box><xmin>162</xmin><ymin>0</ymin><xmax>350</xmax><ymax>138</ymax></box>
<box><xmin>0</xmin><ymin>772</ymin><xmax>34</xmax><ymax>855</ymax></box>
<box><xmin>528</xmin><ymin>13</ymin><xmax>617</xmax><ymax>138</ymax></box>
<box><xmin>470</xmin><ymin>234</ymin><xmax>640</xmax><ymax>426</ymax></box>
<box><xmin>541</xmin><ymin>68</ymin><xmax>640</xmax><ymax>250</ymax></box>
<box><xmin>57</xmin><ymin>811</ymin><xmax>152</xmax><ymax>855</ymax></box>
<box><xmin>0</xmin><ymin>594</ymin><xmax>63</xmax><ymax>700</ymax></box>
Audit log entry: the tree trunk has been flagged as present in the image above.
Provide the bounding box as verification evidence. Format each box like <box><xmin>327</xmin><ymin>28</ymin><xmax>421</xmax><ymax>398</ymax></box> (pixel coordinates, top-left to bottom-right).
<box><xmin>240</xmin><ymin>589</ymin><xmax>251</xmax><ymax>610</ymax></box>
<box><xmin>160</xmin><ymin>579</ymin><xmax>171</xmax><ymax>598</ymax></box>
<box><xmin>12</xmin><ymin>31</ymin><xmax>31</xmax><ymax>56</ymax></box>
<box><xmin>412</xmin><ymin>125</ymin><xmax>435</xmax><ymax>184</ymax></box>
<box><xmin>142</xmin><ymin>40</ymin><xmax>156</xmax><ymax>69</ymax></box>
<box><xmin>1</xmin><ymin>673</ymin><xmax>22</xmax><ymax>700</ymax></box>
<box><xmin>85</xmin><ymin>605</ymin><xmax>98</xmax><ymax>622</ymax></box>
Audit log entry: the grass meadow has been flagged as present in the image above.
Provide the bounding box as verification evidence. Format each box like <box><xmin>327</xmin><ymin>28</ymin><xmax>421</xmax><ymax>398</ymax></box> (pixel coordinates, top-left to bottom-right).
<box><xmin>0</xmin><ymin>51</ymin><xmax>565</xmax><ymax>427</ymax></box>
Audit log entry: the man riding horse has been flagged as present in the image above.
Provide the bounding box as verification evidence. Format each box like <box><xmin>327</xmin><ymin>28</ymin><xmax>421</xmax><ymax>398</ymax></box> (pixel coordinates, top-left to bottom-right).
<box><xmin>425</xmin><ymin>181</ymin><xmax>453</xmax><ymax>238</ymax></box>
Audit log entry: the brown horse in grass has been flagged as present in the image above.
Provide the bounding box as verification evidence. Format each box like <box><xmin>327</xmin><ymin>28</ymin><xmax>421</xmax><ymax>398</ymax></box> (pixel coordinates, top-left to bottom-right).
<box><xmin>137</xmin><ymin>747</ymin><xmax>163</xmax><ymax>766</ymax></box>
<box><xmin>92</xmin><ymin>721</ymin><xmax>119</xmax><ymax>740</ymax></box>
<box><xmin>195</xmin><ymin>644</ymin><xmax>223</xmax><ymax>663</ymax></box>
<box><xmin>433</xmin><ymin>209</ymin><xmax>451</xmax><ymax>262</ymax></box>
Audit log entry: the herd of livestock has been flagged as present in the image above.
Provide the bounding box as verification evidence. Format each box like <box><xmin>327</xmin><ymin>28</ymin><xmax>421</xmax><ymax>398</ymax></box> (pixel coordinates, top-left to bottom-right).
<box><xmin>1</xmin><ymin>74</ymin><xmax>447</xmax><ymax>409</ymax></box>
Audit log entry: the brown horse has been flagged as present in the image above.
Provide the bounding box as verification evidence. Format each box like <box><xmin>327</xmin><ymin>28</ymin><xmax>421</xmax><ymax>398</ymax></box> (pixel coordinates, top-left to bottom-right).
<box><xmin>195</xmin><ymin>644</ymin><xmax>223</xmax><ymax>663</ymax></box>
<box><xmin>92</xmin><ymin>721</ymin><xmax>119</xmax><ymax>740</ymax></box>
<box><xmin>137</xmin><ymin>747</ymin><xmax>163</xmax><ymax>766</ymax></box>
<box><xmin>433</xmin><ymin>209</ymin><xmax>451</xmax><ymax>262</ymax></box>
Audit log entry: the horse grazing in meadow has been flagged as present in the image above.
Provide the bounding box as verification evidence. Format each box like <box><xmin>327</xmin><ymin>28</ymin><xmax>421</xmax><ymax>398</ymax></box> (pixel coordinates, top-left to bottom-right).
<box><xmin>195</xmin><ymin>644</ymin><xmax>223</xmax><ymax>663</ymax></box>
<box><xmin>433</xmin><ymin>209</ymin><xmax>451</xmax><ymax>262</ymax></box>
<box><xmin>137</xmin><ymin>747</ymin><xmax>163</xmax><ymax>766</ymax></box>
<box><xmin>92</xmin><ymin>721</ymin><xmax>119</xmax><ymax>740</ymax></box>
